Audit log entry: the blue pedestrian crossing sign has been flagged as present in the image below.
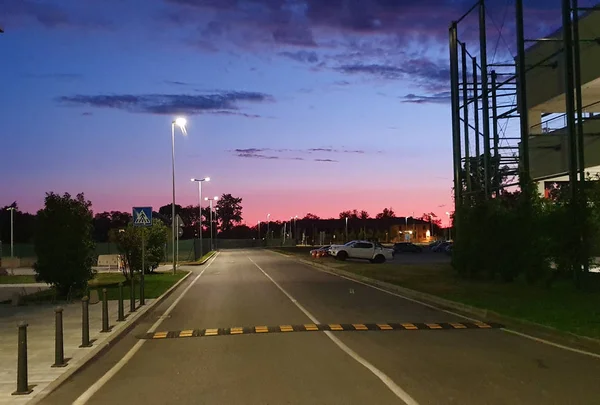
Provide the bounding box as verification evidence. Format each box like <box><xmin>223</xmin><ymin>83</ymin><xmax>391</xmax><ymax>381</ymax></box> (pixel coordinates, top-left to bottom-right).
<box><xmin>133</xmin><ymin>207</ymin><xmax>153</xmax><ymax>227</ymax></box>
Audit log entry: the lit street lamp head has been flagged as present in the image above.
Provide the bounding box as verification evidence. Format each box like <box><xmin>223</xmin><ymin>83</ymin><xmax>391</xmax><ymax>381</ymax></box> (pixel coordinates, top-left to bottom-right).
<box><xmin>174</xmin><ymin>117</ymin><xmax>187</xmax><ymax>128</ymax></box>
<box><xmin>204</xmin><ymin>177</ymin><xmax>210</xmax><ymax>182</ymax></box>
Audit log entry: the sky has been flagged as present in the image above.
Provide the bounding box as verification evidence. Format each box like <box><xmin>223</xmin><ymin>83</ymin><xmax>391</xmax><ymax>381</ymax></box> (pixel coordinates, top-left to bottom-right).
<box><xmin>0</xmin><ymin>0</ymin><xmax>574</xmax><ymax>226</ymax></box>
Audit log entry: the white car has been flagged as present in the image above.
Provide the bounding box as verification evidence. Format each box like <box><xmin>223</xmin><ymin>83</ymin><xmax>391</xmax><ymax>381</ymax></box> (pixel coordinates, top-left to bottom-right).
<box><xmin>328</xmin><ymin>240</ymin><xmax>394</xmax><ymax>263</ymax></box>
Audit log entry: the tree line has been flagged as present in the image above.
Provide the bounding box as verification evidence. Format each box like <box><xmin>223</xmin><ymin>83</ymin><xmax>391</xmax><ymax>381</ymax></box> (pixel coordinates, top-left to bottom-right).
<box><xmin>2</xmin><ymin>199</ymin><xmax>442</xmax><ymax>245</ymax></box>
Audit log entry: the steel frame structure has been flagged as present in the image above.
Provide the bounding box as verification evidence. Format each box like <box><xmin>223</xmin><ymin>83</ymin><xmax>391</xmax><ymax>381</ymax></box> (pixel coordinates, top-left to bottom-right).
<box><xmin>449</xmin><ymin>0</ymin><xmax>599</xmax><ymax>211</ymax></box>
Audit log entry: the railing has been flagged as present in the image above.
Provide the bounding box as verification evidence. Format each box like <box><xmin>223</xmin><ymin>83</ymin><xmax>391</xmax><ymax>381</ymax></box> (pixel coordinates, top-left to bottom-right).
<box><xmin>531</xmin><ymin>100</ymin><xmax>600</xmax><ymax>134</ymax></box>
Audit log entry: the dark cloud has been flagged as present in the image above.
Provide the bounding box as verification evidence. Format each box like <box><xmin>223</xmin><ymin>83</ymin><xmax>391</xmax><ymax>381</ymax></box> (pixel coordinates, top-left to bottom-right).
<box><xmin>81</xmin><ymin>112</ymin><xmax>93</xmax><ymax>116</ymax></box>
<box><xmin>164</xmin><ymin>80</ymin><xmax>194</xmax><ymax>86</ymax></box>
<box><xmin>230</xmin><ymin>147</ymin><xmax>363</xmax><ymax>162</ymax></box>
<box><xmin>336</xmin><ymin>57</ymin><xmax>449</xmax><ymax>93</ymax></box>
<box><xmin>0</xmin><ymin>0</ymin><xmax>109</xmax><ymax>29</ymax></box>
<box><xmin>279</xmin><ymin>50</ymin><xmax>319</xmax><ymax>63</ymax></box>
<box><xmin>402</xmin><ymin>92</ymin><xmax>451</xmax><ymax>104</ymax></box>
<box><xmin>57</xmin><ymin>92</ymin><xmax>273</xmax><ymax>116</ymax></box>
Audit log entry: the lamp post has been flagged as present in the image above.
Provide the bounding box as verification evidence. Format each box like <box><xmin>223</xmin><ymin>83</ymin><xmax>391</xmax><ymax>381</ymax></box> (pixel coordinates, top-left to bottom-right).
<box><xmin>205</xmin><ymin>196</ymin><xmax>218</xmax><ymax>251</ymax></box>
<box><xmin>191</xmin><ymin>177</ymin><xmax>210</xmax><ymax>259</ymax></box>
<box><xmin>6</xmin><ymin>207</ymin><xmax>15</xmax><ymax>258</ymax></box>
<box><xmin>345</xmin><ymin>217</ymin><xmax>348</xmax><ymax>242</ymax></box>
<box><xmin>266</xmin><ymin>213</ymin><xmax>271</xmax><ymax>240</ymax></box>
<box><xmin>171</xmin><ymin>117</ymin><xmax>187</xmax><ymax>274</ymax></box>
<box><xmin>446</xmin><ymin>211</ymin><xmax>452</xmax><ymax>240</ymax></box>
<box><xmin>293</xmin><ymin>215</ymin><xmax>298</xmax><ymax>243</ymax></box>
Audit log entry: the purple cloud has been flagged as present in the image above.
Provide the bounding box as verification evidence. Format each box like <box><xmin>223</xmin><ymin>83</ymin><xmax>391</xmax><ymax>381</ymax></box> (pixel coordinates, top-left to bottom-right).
<box><xmin>57</xmin><ymin>92</ymin><xmax>273</xmax><ymax>116</ymax></box>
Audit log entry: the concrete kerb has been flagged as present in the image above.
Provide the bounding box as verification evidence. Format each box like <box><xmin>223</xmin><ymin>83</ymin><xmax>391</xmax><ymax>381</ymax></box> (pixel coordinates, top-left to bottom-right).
<box><xmin>26</xmin><ymin>270</ymin><xmax>194</xmax><ymax>405</ymax></box>
<box><xmin>186</xmin><ymin>251</ymin><xmax>217</xmax><ymax>266</ymax></box>
<box><xmin>273</xmin><ymin>251</ymin><xmax>600</xmax><ymax>352</ymax></box>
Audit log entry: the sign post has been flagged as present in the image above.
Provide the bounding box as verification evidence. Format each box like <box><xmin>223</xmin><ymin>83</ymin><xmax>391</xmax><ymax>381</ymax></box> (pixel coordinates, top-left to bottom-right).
<box><xmin>133</xmin><ymin>207</ymin><xmax>152</xmax><ymax>306</ymax></box>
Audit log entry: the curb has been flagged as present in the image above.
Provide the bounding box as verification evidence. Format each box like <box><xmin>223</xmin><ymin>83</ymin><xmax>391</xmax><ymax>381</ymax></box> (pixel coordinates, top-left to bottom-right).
<box><xmin>186</xmin><ymin>251</ymin><xmax>217</xmax><ymax>266</ymax></box>
<box><xmin>27</xmin><ymin>270</ymin><xmax>194</xmax><ymax>405</ymax></box>
<box><xmin>277</xmin><ymin>253</ymin><xmax>600</xmax><ymax>351</ymax></box>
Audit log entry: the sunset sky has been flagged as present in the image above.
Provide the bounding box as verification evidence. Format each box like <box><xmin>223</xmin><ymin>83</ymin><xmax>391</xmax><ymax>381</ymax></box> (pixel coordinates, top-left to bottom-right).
<box><xmin>0</xmin><ymin>0</ymin><xmax>575</xmax><ymax>226</ymax></box>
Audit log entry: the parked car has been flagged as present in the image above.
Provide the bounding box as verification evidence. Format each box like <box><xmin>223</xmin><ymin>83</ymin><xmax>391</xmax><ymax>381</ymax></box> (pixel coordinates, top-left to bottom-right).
<box><xmin>432</xmin><ymin>241</ymin><xmax>451</xmax><ymax>252</ymax></box>
<box><xmin>310</xmin><ymin>245</ymin><xmax>331</xmax><ymax>258</ymax></box>
<box><xmin>328</xmin><ymin>240</ymin><xmax>394</xmax><ymax>263</ymax></box>
<box><xmin>392</xmin><ymin>242</ymin><xmax>422</xmax><ymax>254</ymax></box>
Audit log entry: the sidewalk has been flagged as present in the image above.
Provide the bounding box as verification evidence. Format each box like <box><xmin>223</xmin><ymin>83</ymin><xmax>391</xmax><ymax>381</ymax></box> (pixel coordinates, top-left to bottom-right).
<box><xmin>0</xmin><ymin>298</ymin><xmax>154</xmax><ymax>404</ymax></box>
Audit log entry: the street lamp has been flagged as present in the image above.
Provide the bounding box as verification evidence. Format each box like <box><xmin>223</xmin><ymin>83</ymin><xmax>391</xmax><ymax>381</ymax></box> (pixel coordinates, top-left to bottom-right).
<box><xmin>6</xmin><ymin>207</ymin><xmax>15</xmax><ymax>257</ymax></box>
<box><xmin>293</xmin><ymin>215</ymin><xmax>298</xmax><ymax>243</ymax></box>
<box><xmin>266</xmin><ymin>213</ymin><xmax>271</xmax><ymax>240</ymax></box>
<box><xmin>446</xmin><ymin>211</ymin><xmax>452</xmax><ymax>240</ymax></box>
<box><xmin>191</xmin><ymin>177</ymin><xmax>210</xmax><ymax>259</ymax></box>
<box><xmin>205</xmin><ymin>196</ymin><xmax>218</xmax><ymax>251</ymax></box>
<box><xmin>171</xmin><ymin>117</ymin><xmax>187</xmax><ymax>274</ymax></box>
<box><xmin>257</xmin><ymin>220</ymin><xmax>261</xmax><ymax>239</ymax></box>
<box><xmin>345</xmin><ymin>217</ymin><xmax>348</xmax><ymax>242</ymax></box>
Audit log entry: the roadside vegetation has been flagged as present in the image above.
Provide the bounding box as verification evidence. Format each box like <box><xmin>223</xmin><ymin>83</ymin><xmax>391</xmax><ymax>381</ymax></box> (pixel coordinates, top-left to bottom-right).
<box><xmin>0</xmin><ymin>275</ymin><xmax>37</xmax><ymax>284</ymax></box>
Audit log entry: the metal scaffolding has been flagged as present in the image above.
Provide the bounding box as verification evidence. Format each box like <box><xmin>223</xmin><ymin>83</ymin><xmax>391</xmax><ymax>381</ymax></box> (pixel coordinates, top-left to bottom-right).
<box><xmin>448</xmin><ymin>0</ymin><xmax>599</xmax><ymax>210</ymax></box>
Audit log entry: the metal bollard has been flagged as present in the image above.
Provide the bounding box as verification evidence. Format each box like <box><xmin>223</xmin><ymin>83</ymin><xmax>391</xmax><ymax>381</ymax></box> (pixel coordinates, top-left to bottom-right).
<box><xmin>12</xmin><ymin>322</ymin><xmax>32</xmax><ymax>395</ymax></box>
<box><xmin>80</xmin><ymin>297</ymin><xmax>91</xmax><ymax>348</ymax></box>
<box><xmin>130</xmin><ymin>277</ymin><xmax>136</xmax><ymax>312</ymax></box>
<box><xmin>140</xmin><ymin>274</ymin><xmax>145</xmax><ymax>306</ymax></box>
<box><xmin>52</xmin><ymin>307</ymin><xmax>67</xmax><ymax>367</ymax></box>
<box><xmin>117</xmin><ymin>283</ymin><xmax>125</xmax><ymax>321</ymax></box>
<box><xmin>101</xmin><ymin>288</ymin><xmax>109</xmax><ymax>332</ymax></box>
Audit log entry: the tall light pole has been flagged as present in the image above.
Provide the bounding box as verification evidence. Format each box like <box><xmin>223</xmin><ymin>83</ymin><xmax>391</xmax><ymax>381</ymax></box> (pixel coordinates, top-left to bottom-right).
<box><xmin>205</xmin><ymin>196</ymin><xmax>218</xmax><ymax>251</ymax></box>
<box><xmin>6</xmin><ymin>207</ymin><xmax>15</xmax><ymax>257</ymax></box>
<box><xmin>171</xmin><ymin>117</ymin><xmax>187</xmax><ymax>274</ymax></box>
<box><xmin>345</xmin><ymin>217</ymin><xmax>349</xmax><ymax>242</ymax></box>
<box><xmin>294</xmin><ymin>215</ymin><xmax>298</xmax><ymax>243</ymax></box>
<box><xmin>191</xmin><ymin>177</ymin><xmax>210</xmax><ymax>259</ymax></box>
<box><xmin>446</xmin><ymin>211</ymin><xmax>452</xmax><ymax>240</ymax></box>
<box><xmin>257</xmin><ymin>220</ymin><xmax>261</xmax><ymax>239</ymax></box>
<box><xmin>266</xmin><ymin>213</ymin><xmax>271</xmax><ymax>240</ymax></box>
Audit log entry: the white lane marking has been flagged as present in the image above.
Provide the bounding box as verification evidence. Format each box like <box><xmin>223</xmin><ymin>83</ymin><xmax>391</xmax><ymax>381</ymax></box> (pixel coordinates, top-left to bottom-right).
<box><xmin>248</xmin><ymin>256</ymin><xmax>419</xmax><ymax>405</ymax></box>
<box><xmin>273</xmin><ymin>252</ymin><xmax>600</xmax><ymax>360</ymax></box>
<box><xmin>73</xmin><ymin>252</ymin><xmax>221</xmax><ymax>405</ymax></box>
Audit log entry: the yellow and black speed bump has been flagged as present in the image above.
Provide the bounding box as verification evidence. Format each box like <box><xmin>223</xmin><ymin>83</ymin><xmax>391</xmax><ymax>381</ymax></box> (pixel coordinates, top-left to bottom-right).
<box><xmin>138</xmin><ymin>321</ymin><xmax>503</xmax><ymax>340</ymax></box>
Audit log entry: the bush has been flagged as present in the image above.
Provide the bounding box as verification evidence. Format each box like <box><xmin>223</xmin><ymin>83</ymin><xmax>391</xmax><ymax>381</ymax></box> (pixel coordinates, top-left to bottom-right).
<box><xmin>33</xmin><ymin>192</ymin><xmax>96</xmax><ymax>296</ymax></box>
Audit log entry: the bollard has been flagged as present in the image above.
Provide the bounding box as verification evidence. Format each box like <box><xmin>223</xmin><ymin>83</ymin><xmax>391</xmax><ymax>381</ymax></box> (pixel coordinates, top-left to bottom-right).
<box><xmin>12</xmin><ymin>322</ymin><xmax>32</xmax><ymax>395</ymax></box>
<box><xmin>79</xmin><ymin>297</ymin><xmax>91</xmax><ymax>348</ymax></box>
<box><xmin>52</xmin><ymin>307</ymin><xmax>67</xmax><ymax>367</ymax></box>
<box><xmin>101</xmin><ymin>288</ymin><xmax>109</xmax><ymax>332</ymax></box>
<box><xmin>130</xmin><ymin>277</ymin><xmax>136</xmax><ymax>312</ymax></box>
<box><xmin>117</xmin><ymin>283</ymin><xmax>125</xmax><ymax>321</ymax></box>
<box><xmin>140</xmin><ymin>274</ymin><xmax>145</xmax><ymax>306</ymax></box>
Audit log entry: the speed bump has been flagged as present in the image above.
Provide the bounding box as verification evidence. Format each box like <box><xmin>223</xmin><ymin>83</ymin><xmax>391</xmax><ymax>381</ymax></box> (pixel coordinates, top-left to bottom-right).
<box><xmin>140</xmin><ymin>321</ymin><xmax>503</xmax><ymax>340</ymax></box>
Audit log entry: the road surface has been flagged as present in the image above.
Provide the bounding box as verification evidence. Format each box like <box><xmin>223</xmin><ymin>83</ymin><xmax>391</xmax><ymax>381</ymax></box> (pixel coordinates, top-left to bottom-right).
<box><xmin>41</xmin><ymin>250</ymin><xmax>600</xmax><ymax>404</ymax></box>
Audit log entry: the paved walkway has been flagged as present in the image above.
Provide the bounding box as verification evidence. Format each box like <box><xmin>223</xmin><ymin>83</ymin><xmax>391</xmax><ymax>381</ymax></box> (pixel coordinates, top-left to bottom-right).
<box><xmin>0</xmin><ymin>298</ymin><xmax>154</xmax><ymax>404</ymax></box>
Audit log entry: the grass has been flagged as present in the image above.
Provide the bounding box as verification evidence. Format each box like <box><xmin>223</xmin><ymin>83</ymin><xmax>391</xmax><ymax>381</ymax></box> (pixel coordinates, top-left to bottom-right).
<box><xmin>272</xmin><ymin>247</ymin><xmax>600</xmax><ymax>340</ymax></box>
<box><xmin>8</xmin><ymin>271</ymin><xmax>189</xmax><ymax>304</ymax></box>
<box><xmin>179</xmin><ymin>250</ymin><xmax>216</xmax><ymax>265</ymax></box>
<box><xmin>0</xmin><ymin>275</ymin><xmax>37</xmax><ymax>284</ymax></box>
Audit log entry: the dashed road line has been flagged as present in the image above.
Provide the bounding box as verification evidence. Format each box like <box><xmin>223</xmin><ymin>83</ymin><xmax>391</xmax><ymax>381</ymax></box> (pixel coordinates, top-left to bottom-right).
<box><xmin>138</xmin><ymin>321</ymin><xmax>504</xmax><ymax>340</ymax></box>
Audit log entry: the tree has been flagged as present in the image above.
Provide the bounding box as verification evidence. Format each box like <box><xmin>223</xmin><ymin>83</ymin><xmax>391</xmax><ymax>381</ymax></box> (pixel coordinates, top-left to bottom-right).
<box><xmin>110</xmin><ymin>221</ymin><xmax>169</xmax><ymax>279</ymax></box>
<box><xmin>339</xmin><ymin>209</ymin><xmax>359</xmax><ymax>219</ymax></box>
<box><xmin>303</xmin><ymin>213</ymin><xmax>321</xmax><ymax>220</ymax></box>
<box><xmin>420</xmin><ymin>212</ymin><xmax>442</xmax><ymax>226</ymax></box>
<box><xmin>376</xmin><ymin>207</ymin><xmax>396</xmax><ymax>219</ymax></box>
<box><xmin>359</xmin><ymin>210</ymin><xmax>370</xmax><ymax>220</ymax></box>
<box><xmin>33</xmin><ymin>192</ymin><xmax>96</xmax><ymax>296</ymax></box>
<box><xmin>216</xmin><ymin>194</ymin><xmax>243</xmax><ymax>232</ymax></box>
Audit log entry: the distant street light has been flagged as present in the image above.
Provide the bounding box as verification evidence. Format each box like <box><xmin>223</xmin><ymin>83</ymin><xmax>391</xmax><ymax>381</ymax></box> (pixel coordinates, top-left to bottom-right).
<box><xmin>6</xmin><ymin>207</ymin><xmax>15</xmax><ymax>257</ymax></box>
<box><xmin>266</xmin><ymin>213</ymin><xmax>271</xmax><ymax>240</ymax></box>
<box><xmin>171</xmin><ymin>117</ymin><xmax>188</xmax><ymax>274</ymax></box>
<box><xmin>205</xmin><ymin>196</ymin><xmax>219</xmax><ymax>251</ymax></box>
<box><xmin>257</xmin><ymin>220</ymin><xmax>261</xmax><ymax>240</ymax></box>
<box><xmin>446</xmin><ymin>211</ymin><xmax>452</xmax><ymax>240</ymax></box>
<box><xmin>191</xmin><ymin>177</ymin><xmax>210</xmax><ymax>259</ymax></box>
<box><xmin>345</xmin><ymin>217</ymin><xmax>348</xmax><ymax>242</ymax></box>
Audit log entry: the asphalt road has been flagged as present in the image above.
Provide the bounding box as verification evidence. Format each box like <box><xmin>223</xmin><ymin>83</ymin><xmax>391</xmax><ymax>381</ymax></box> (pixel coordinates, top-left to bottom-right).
<box><xmin>41</xmin><ymin>250</ymin><xmax>600</xmax><ymax>405</ymax></box>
